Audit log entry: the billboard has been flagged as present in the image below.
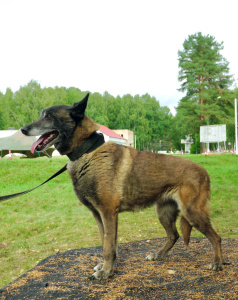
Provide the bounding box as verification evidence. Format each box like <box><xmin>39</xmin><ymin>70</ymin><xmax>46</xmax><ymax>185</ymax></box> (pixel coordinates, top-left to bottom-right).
<box><xmin>200</xmin><ymin>125</ymin><xmax>226</xmax><ymax>143</ymax></box>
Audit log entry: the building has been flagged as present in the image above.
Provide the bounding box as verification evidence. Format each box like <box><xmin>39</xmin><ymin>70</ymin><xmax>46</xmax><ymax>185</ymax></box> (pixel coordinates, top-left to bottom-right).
<box><xmin>181</xmin><ymin>135</ymin><xmax>193</xmax><ymax>153</ymax></box>
<box><xmin>113</xmin><ymin>129</ymin><xmax>134</xmax><ymax>147</ymax></box>
<box><xmin>98</xmin><ymin>125</ymin><xmax>126</xmax><ymax>145</ymax></box>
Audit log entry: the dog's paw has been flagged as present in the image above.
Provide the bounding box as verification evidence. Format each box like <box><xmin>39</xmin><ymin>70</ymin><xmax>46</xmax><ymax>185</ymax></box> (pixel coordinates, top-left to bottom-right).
<box><xmin>145</xmin><ymin>253</ymin><xmax>164</xmax><ymax>261</ymax></box>
<box><xmin>209</xmin><ymin>262</ymin><xmax>224</xmax><ymax>271</ymax></box>
<box><xmin>92</xmin><ymin>269</ymin><xmax>113</xmax><ymax>280</ymax></box>
<box><xmin>94</xmin><ymin>263</ymin><xmax>104</xmax><ymax>272</ymax></box>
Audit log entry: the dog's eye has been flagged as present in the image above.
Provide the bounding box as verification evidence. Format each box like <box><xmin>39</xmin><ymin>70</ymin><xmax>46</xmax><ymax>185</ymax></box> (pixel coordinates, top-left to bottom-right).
<box><xmin>45</xmin><ymin>114</ymin><xmax>52</xmax><ymax>120</ymax></box>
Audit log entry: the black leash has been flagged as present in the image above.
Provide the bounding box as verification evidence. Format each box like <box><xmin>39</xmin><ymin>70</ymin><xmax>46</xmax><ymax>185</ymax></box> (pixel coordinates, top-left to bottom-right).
<box><xmin>0</xmin><ymin>132</ymin><xmax>105</xmax><ymax>203</ymax></box>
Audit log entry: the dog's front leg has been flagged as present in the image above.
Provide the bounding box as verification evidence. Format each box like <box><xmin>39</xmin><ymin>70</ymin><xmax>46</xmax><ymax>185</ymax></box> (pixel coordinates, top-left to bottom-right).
<box><xmin>92</xmin><ymin>210</ymin><xmax>104</xmax><ymax>272</ymax></box>
<box><xmin>92</xmin><ymin>211</ymin><xmax>118</xmax><ymax>280</ymax></box>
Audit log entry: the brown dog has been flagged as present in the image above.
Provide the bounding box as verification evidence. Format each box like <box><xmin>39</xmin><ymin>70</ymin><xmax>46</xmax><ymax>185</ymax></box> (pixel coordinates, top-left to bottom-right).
<box><xmin>21</xmin><ymin>93</ymin><xmax>223</xmax><ymax>279</ymax></box>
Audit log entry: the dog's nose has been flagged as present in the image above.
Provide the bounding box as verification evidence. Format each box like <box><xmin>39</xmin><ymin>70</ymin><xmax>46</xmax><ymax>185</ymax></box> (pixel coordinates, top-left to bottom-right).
<box><xmin>21</xmin><ymin>127</ymin><xmax>28</xmax><ymax>136</ymax></box>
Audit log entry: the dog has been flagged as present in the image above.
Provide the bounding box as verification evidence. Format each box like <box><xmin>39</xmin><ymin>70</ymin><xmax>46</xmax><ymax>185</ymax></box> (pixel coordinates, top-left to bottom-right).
<box><xmin>21</xmin><ymin>93</ymin><xmax>223</xmax><ymax>280</ymax></box>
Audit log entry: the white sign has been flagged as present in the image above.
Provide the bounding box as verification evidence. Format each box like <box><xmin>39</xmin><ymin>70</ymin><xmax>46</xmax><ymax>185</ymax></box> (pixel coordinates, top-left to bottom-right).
<box><xmin>200</xmin><ymin>125</ymin><xmax>226</xmax><ymax>143</ymax></box>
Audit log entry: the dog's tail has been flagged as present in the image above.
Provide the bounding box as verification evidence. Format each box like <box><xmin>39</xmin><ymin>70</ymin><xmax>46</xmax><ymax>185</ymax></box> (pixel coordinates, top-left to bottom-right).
<box><xmin>180</xmin><ymin>216</ymin><xmax>192</xmax><ymax>247</ymax></box>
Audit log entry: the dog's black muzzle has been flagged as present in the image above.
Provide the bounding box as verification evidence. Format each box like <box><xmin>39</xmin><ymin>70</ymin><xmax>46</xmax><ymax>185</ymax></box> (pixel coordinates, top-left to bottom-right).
<box><xmin>21</xmin><ymin>126</ymin><xmax>29</xmax><ymax>136</ymax></box>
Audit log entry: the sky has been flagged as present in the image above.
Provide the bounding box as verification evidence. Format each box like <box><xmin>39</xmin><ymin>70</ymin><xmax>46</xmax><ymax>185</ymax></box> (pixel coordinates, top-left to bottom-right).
<box><xmin>0</xmin><ymin>0</ymin><xmax>238</xmax><ymax>115</ymax></box>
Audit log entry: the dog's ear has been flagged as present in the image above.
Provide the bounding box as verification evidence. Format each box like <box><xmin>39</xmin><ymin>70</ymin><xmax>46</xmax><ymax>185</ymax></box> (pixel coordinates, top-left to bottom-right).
<box><xmin>69</xmin><ymin>93</ymin><xmax>89</xmax><ymax>121</ymax></box>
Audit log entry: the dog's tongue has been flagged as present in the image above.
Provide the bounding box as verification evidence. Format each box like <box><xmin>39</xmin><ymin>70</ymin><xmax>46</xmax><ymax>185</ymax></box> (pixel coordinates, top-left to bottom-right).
<box><xmin>31</xmin><ymin>137</ymin><xmax>44</xmax><ymax>154</ymax></box>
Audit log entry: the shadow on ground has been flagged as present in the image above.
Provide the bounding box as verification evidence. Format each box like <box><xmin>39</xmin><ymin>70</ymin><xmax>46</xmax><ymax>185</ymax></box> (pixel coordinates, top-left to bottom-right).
<box><xmin>1</xmin><ymin>238</ymin><xmax>237</xmax><ymax>299</ymax></box>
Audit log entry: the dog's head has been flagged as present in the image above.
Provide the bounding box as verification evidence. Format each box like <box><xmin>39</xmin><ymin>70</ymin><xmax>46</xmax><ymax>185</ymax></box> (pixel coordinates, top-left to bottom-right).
<box><xmin>21</xmin><ymin>93</ymin><xmax>92</xmax><ymax>154</ymax></box>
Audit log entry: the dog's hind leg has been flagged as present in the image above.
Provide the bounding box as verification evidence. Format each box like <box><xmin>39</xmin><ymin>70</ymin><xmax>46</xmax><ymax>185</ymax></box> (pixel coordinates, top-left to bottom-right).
<box><xmin>92</xmin><ymin>209</ymin><xmax>118</xmax><ymax>280</ymax></box>
<box><xmin>198</xmin><ymin>223</ymin><xmax>223</xmax><ymax>271</ymax></box>
<box><xmin>184</xmin><ymin>207</ymin><xmax>223</xmax><ymax>271</ymax></box>
<box><xmin>146</xmin><ymin>200</ymin><xmax>179</xmax><ymax>261</ymax></box>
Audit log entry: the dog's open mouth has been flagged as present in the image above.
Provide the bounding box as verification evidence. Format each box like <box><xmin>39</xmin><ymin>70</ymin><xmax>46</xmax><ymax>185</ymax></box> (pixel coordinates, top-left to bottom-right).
<box><xmin>31</xmin><ymin>131</ymin><xmax>59</xmax><ymax>153</ymax></box>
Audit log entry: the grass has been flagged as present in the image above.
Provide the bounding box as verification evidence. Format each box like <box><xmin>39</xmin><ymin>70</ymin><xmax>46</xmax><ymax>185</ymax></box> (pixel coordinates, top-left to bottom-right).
<box><xmin>0</xmin><ymin>154</ymin><xmax>238</xmax><ymax>287</ymax></box>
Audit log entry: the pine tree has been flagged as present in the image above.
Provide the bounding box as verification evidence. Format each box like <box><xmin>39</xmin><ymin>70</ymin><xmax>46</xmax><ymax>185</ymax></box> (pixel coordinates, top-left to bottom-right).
<box><xmin>177</xmin><ymin>32</ymin><xmax>233</xmax><ymax>128</ymax></box>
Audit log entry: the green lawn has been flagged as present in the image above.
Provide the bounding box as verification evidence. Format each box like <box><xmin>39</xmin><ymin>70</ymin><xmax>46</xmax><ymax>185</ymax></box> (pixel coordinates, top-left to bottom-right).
<box><xmin>0</xmin><ymin>154</ymin><xmax>237</xmax><ymax>287</ymax></box>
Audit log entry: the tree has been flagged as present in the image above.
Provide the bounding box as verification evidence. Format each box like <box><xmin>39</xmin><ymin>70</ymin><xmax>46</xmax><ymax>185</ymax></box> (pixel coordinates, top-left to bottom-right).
<box><xmin>0</xmin><ymin>88</ymin><xmax>15</xmax><ymax>129</ymax></box>
<box><xmin>142</xmin><ymin>94</ymin><xmax>173</xmax><ymax>151</ymax></box>
<box><xmin>86</xmin><ymin>92</ymin><xmax>109</xmax><ymax>126</ymax></box>
<box><xmin>177</xmin><ymin>32</ymin><xmax>234</xmax><ymax>137</ymax></box>
<box><xmin>0</xmin><ymin>92</ymin><xmax>6</xmax><ymax>129</ymax></box>
<box><xmin>14</xmin><ymin>80</ymin><xmax>46</xmax><ymax>126</ymax></box>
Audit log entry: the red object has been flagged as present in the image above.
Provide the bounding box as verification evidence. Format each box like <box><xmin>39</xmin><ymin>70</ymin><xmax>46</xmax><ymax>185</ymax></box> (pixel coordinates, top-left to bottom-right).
<box><xmin>99</xmin><ymin>125</ymin><xmax>125</xmax><ymax>140</ymax></box>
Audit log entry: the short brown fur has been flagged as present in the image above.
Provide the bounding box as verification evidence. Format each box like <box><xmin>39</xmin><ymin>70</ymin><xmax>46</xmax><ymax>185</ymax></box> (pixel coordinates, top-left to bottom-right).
<box><xmin>21</xmin><ymin>94</ymin><xmax>223</xmax><ymax>280</ymax></box>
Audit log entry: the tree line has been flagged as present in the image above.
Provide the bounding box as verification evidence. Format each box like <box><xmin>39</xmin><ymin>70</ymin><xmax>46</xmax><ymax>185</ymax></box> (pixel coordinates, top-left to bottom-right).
<box><xmin>0</xmin><ymin>32</ymin><xmax>237</xmax><ymax>152</ymax></box>
<box><xmin>0</xmin><ymin>81</ymin><xmax>173</xmax><ymax>151</ymax></box>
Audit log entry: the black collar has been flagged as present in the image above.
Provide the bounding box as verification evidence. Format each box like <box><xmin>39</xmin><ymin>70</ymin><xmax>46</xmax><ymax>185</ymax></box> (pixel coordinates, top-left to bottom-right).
<box><xmin>67</xmin><ymin>131</ymin><xmax>105</xmax><ymax>161</ymax></box>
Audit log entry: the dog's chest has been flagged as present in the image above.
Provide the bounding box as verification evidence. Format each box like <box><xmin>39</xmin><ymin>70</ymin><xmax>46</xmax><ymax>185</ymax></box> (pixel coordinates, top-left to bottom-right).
<box><xmin>67</xmin><ymin>158</ymin><xmax>97</xmax><ymax>203</ymax></box>
<box><xmin>67</xmin><ymin>158</ymin><xmax>89</xmax><ymax>184</ymax></box>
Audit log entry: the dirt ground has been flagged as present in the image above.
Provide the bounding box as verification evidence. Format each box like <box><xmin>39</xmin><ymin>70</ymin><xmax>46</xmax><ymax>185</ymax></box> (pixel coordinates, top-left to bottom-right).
<box><xmin>0</xmin><ymin>237</ymin><xmax>237</xmax><ymax>299</ymax></box>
